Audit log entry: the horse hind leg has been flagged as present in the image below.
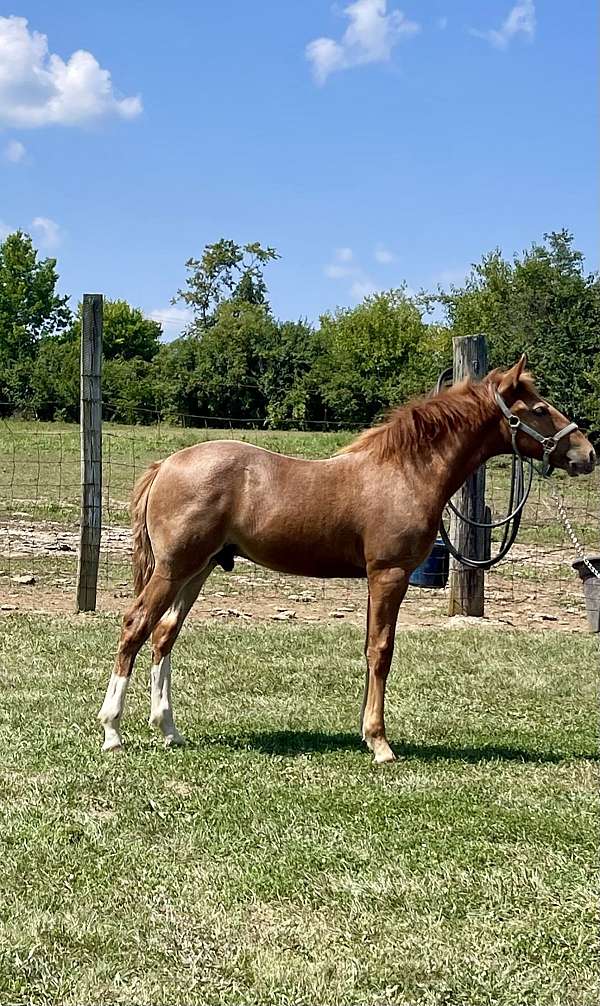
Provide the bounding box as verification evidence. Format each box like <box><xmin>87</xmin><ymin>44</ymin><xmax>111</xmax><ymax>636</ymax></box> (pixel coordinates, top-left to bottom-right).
<box><xmin>98</xmin><ymin>569</ymin><xmax>184</xmax><ymax>751</ymax></box>
<box><xmin>148</xmin><ymin>565</ymin><xmax>215</xmax><ymax>746</ymax></box>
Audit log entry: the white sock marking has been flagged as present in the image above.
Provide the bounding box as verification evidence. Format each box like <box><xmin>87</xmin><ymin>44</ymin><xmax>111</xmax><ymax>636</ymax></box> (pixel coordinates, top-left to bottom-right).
<box><xmin>99</xmin><ymin>672</ymin><xmax>130</xmax><ymax>750</ymax></box>
<box><xmin>149</xmin><ymin>654</ymin><xmax>184</xmax><ymax>745</ymax></box>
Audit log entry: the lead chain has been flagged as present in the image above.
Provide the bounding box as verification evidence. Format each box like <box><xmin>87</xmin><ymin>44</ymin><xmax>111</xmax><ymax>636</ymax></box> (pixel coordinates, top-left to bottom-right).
<box><xmin>549</xmin><ymin>482</ymin><xmax>600</xmax><ymax>580</ymax></box>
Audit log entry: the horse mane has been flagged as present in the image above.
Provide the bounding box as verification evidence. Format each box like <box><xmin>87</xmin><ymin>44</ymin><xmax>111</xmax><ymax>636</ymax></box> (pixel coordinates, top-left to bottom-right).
<box><xmin>340</xmin><ymin>371</ymin><xmax>537</xmax><ymax>462</ymax></box>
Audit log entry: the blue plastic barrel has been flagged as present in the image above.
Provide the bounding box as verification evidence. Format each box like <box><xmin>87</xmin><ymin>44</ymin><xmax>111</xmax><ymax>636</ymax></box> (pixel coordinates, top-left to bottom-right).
<box><xmin>409</xmin><ymin>538</ymin><xmax>449</xmax><ymax>589</ymax></box>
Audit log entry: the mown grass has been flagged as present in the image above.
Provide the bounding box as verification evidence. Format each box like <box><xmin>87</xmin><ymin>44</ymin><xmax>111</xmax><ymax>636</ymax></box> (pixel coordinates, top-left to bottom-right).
<box><xmin>0</xmin><ymin>615</ymin><xmax>597</xmax><ymax>1005</ymax></box>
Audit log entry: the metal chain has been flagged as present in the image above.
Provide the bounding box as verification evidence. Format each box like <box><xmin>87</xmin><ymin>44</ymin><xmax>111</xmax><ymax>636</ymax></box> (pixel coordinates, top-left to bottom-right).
<box><xmin>549</xmin><ymin>482</ymin><xmax>600</xmax><ymax>580</ymax></box>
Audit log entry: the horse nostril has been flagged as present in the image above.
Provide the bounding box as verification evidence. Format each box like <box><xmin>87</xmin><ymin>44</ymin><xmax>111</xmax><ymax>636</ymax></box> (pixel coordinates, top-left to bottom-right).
<box><xmin>590</xmin><ymin>449</ymin><xmax>597</xmax><ymax>466</ymax></box>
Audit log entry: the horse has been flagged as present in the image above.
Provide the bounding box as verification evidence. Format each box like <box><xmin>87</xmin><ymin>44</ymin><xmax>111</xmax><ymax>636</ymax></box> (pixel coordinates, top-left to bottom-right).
<box><xmin>99</xmin><ymin>356</ymin><xmax>595</xmax><ymax>762</ymax></box>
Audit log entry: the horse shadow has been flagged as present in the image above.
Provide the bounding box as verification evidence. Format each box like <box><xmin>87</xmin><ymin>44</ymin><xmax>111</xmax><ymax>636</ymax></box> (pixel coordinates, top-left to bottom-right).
<box><xmin>192</xmin><ymin>729</ymin><xmax>597</xmax><ymax>764</ymax></box>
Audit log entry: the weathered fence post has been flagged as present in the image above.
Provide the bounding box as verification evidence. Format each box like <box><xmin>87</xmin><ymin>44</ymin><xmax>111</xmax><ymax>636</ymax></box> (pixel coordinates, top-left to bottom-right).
<box><xmin>76</xmin><ymin>294</ymin><xmax>103</xmax><ymax>612</ymax></box>
<box><xmin>448</xmin><ymin>334</ymin><xmax>488</xmax><ymax>617</ymax></box>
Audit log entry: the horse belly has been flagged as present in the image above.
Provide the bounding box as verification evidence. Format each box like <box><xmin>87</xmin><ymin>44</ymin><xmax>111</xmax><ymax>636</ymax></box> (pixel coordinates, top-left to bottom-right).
<box><xmin>243</xmin><ymin>547</ymin><xmax>366</xmax><ymax>579</ymax></box>
<box><xmin>235</xmin><ymin>530</ymin><xmax>366</xmax><ymax>579</ymax></box>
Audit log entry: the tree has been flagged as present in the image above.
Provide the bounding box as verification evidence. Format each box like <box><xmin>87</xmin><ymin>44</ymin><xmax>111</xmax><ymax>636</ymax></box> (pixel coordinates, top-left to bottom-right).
<box><xmin>316</xmin><ymin>289</ymin><xmax>452</xmax><ymax>426</ymax></box>
<box><xmin>151</xmin><ymin>338</ymin><xmax>202</xmax><ymax>420</ymax></box>
<box><xmin>31</xmin><ymin>338</ymin><xmax>80</xmax><ymax>420</ymax></box>
<box><xmin>65</xmin><ymin>298</ymin><xmax>162</xmax><ymax>362</ymax></box>
<box><xmin>259</xmin><ymin>318</ymin><xmax>325</xmax><ymax>427</ymax></box>
<box><xmin>437</xmin><ymin>231</ymin><xmax>600</xmax><ymax>431</ymax></box>
<box><xmin>191</xmin><ymin>300</ymin><xmax>276</xmax><ymax>419</ymax></box>
<box><xmin>174</xmin><ymin>239</ymin><xmax>279</xmax><ymax>329</ymax></box>
<box><xmin>102</xmin><ymin>357</ymin><xmax>158</xmax><ymax>424</ymax></box>
<box><xmin>101</xmin><ymin>299</ymin><xmax>162</xmax><ymax>361</ymax></box>
<box><xmin>0</xmin><ymin>231</ymin><xmax>71</xmax><ymax>408</ymax></box>
<box><xmin>30</xmin><ymin>297</ymin><xmax>163</xmax><ymax>421</ymax></box>
<box><xmin>583</xmin><ymin>359</ymin><xmax>600</xmax><ymax>436</ymax></box>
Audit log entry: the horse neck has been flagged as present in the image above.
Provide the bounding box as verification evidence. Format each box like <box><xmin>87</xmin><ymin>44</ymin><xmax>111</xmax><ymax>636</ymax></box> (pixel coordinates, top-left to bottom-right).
<box><xmin>418</xmin><ymin>396</ymin><xmax>505</xmax><ymax>503</ymax></box>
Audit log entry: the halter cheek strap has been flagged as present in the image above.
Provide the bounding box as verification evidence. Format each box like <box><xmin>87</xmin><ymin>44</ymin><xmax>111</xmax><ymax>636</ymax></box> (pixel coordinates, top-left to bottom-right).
<box><xmin>495</xmin><ymin>391</ymin><xmax>578</xmax><ymax>477</ymax></box>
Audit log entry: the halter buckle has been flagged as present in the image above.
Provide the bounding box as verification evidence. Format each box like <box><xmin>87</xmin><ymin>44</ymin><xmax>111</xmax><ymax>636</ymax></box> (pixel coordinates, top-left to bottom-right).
<box><xmin>541</xmin><ymin>437</ymin><xmax>557</xmax><ymax>454</ymax></box>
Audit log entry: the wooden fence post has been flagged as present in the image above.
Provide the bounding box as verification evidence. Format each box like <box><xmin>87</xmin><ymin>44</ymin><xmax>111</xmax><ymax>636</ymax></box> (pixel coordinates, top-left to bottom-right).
<box><xmin>76</xmin><ymin>294</ymin><xmax>103</xmax><ymax>612</ymax></box>
<box><xmin>447</xmin><ymin>334</ymin><xmax>488</xmax><ymax>617</ymax></box>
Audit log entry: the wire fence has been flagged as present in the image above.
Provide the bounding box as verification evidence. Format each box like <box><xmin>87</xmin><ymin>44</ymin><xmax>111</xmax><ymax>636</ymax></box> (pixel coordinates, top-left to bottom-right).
<box><xmin>0</xmin><ymin>406</ymin><xmax>598</xmax><ymax>630</ymax></box>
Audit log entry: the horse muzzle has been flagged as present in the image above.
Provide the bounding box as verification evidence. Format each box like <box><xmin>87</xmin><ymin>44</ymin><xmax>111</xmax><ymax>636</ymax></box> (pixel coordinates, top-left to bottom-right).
<box><xmin>566</xmin><ymin>447</ymin><xmax>596</xmax><ymax>476</ymax></box>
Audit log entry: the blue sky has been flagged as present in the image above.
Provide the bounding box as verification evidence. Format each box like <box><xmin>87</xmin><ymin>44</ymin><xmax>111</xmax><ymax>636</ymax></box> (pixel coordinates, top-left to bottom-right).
<box><xmin>1</xmin><ymin>1</ymin><xmax>597</xmax><ymax>338</ymax></box>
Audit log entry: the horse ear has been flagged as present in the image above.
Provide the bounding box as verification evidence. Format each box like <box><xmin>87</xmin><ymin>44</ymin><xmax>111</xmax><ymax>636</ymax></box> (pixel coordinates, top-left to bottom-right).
<box><xmin>498</xmin><ymin>354</ymin><xmax>527</xmax><ymax>394</ymax></box>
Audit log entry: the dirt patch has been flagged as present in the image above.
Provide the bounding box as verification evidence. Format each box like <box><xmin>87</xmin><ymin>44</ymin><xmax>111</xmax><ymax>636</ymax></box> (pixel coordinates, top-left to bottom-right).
<box><xmin>0</xmin><ymin>565</ymin><xmax>590</xmax><ymax>635</ymax></box>
<box><xmin>0</xmin><ymin>518</ymin><xmax>592</xmax><ymax>633</ymax></box>
<box><xmin>0</xmin><ymin>520</ymin><xmax>130</xmax><ymax>559</ymax></box>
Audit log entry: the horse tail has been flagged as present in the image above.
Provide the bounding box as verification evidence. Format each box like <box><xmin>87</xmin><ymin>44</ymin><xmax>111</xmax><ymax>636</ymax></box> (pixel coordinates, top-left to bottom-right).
<box><xmin>131</xmin><ymin>461</ymin><xmax>162</xmax><ymax>596</ymax></box>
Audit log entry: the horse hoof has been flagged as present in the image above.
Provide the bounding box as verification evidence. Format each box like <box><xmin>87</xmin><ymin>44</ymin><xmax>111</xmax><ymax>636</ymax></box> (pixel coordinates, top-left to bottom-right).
<box><xmin>370</xmin><ymin>740</ymin><xmax>396</xmax><ymax>764</ymax></box>
<box><xmin>102</xmin><ymin>740</ymin><xmax>123</xmax><ymax>753</ymax></box>
<box><xmin>364</xmin><ymin>734</ymin><xmax>396</xmax><ymax>764</ymax></box>
<box><xmin>164</xmin><ymin>733</ymin><xmax>186</xmax><ymax>749</ymax></box>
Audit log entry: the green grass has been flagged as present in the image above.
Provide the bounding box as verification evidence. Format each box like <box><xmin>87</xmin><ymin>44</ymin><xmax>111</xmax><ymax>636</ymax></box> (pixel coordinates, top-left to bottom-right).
<box><xmin>0</xmin><ymin>615</ymin><xmax>597</xmax><ymax>1005</ymax></box>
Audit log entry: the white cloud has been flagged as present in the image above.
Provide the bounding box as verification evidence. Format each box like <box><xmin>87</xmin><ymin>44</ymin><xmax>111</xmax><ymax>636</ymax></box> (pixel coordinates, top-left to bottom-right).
<box><xmin>4</xmin><ymin>138</ymin><xmax>26</xmax><ymax>162</ymax></box>
<box><xmin>148</xmin><ymin>305</ymin><xmax>193</xmax><ymax>340</ymax></box>
<box><xmin>0</xmin><ymin>16</ymin><xmax>142</xmax><ymax>127</ymax></box>
<box><xmin>31</xmin><ymin>216</ymin><xmax>61</xmax><ymax>248</ymax></box>
<box><xmin>323</xmin><ymin>247</ymin><xmax>379</xmax><ymax>302</ymax></box>
<box><xmin>436</xmin><ymin>266</ymin><xmax>470</xmax><ymax>289</ymax></box>
<box><xmin>324</xmin><ymin>263</ymin><xmax>350</xmax><ymax>279</ymax></box>
<box><xmin>0</xmin><ymin>216</ymin><xmax>65</xmax><ymax>247</ymax></box>
<box><xmin>337</xmin><ymin>246</ymin><xmax>353</xmax><ymax>263</ymax></box>
<box><xmin>324</xmin><ymin>247</ymin><xmax>356</xmax><ymax>278</ymax></box>
<box><xmin>350</xmin><ymin>278</ymin><xmax>377</xmax><ymax>300</ymax></box>
<box><xmin>374</xmin><ymin>244</ymin><xmax>395</xmax><ymax>264</ymax></box>
<box><xmin>306</xmin><ymin>0</ymin><xmax>420</xmax><ymax>84</ymax></box>
<box><xmin>471</xmin><ymin>1</ymin><xmax>536</xmax><ymax>50</ymax></box>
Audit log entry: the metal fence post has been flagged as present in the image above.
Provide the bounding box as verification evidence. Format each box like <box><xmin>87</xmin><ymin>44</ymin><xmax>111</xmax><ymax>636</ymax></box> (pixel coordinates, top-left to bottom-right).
<box><xmin>76</xmin><ymin>294</ymin><xmax>103</xmax><ymax>612</ymax></box>
<box><xmin>447</xmin><ymin>334</ymin><xmax>488</xmax><ymax>617</ymax></box>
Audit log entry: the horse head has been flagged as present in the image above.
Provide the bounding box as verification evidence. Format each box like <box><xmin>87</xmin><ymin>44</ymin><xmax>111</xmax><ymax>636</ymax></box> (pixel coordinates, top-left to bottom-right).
<box><xmin>488</xmin><ymin>355</ymin><xmax>596</xmax><ymax>476</ymax></box>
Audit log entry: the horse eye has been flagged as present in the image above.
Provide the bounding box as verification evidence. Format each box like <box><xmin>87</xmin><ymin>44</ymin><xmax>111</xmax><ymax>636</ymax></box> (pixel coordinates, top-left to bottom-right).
<box><xmin>533</xmin><ymin>404</ymin><xmax>549</xmax><ymax>416</ymax></box>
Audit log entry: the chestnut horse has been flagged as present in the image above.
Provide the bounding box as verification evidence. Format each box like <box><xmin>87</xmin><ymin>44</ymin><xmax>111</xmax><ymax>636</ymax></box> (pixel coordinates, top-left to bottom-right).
<box><xmin>99</xmin><ymin>357</ymin><xmax>595</xmax><ymax>762</ymax></box>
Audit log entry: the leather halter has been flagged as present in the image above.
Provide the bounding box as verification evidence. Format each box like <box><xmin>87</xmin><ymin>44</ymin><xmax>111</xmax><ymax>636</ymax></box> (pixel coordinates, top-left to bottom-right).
<box><xmin>495</xmin><ymin>390</ymin><xmax>578</xmax><ymax>477</ymax></box>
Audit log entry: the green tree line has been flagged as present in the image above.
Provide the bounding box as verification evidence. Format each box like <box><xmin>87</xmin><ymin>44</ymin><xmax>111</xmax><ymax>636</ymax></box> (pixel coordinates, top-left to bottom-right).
<box><xmin>1</xmin><ymin>229</ymin><xmax>598</xmax><ymax>435</ymax></box>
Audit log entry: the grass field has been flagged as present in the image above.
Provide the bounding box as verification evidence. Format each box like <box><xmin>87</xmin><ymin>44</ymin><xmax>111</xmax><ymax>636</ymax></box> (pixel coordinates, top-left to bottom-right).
<box><xmin>0</xmin><ymin>614</ymin><xmax>597</xmax><ymax>1005</ymax></box>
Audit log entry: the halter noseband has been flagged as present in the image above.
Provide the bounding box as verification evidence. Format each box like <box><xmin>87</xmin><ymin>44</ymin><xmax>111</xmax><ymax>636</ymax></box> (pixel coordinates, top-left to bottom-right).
<box><xmin>495</xmin><ymin>390</ymin><xmax>578</xmax><ymax>477</ymax></box>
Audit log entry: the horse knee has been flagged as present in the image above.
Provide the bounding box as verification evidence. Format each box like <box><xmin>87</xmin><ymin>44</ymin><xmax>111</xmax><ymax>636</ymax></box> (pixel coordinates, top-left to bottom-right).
<box><xmin>366</xmin><ymin>635</ymin><xmax>393</xmax><ymax>672</ymax></box>
<box><xmin>120</xmin><ymin>614</ymin><xmax>149</xmax><ymax>655</ymax></box>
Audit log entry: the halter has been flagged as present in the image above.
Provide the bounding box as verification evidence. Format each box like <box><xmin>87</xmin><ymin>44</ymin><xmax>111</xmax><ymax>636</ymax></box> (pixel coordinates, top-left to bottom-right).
<box><xmin>438</xmin><ymin>378</ymin><xmax>579</xmax><ymax>570</ymax></box>
<box><xmin>494</xmin><ymin>390</ymin><xmax>578</xmax><ymax>478</ymax></box>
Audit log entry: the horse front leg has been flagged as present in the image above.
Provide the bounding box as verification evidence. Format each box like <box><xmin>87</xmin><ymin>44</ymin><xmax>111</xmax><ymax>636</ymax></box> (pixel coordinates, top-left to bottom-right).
<box><xmin>361</xmin><ymin>567</ymin><xmax>409</xmax><ymax>764</ymax></box>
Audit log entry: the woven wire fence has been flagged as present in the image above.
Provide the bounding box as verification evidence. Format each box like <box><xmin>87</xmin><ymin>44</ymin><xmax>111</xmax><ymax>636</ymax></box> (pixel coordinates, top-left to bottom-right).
<box><xmin>0</xmin><ymin>406</ymin><xmax>598</xmax><ymax>629</ymax></box>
